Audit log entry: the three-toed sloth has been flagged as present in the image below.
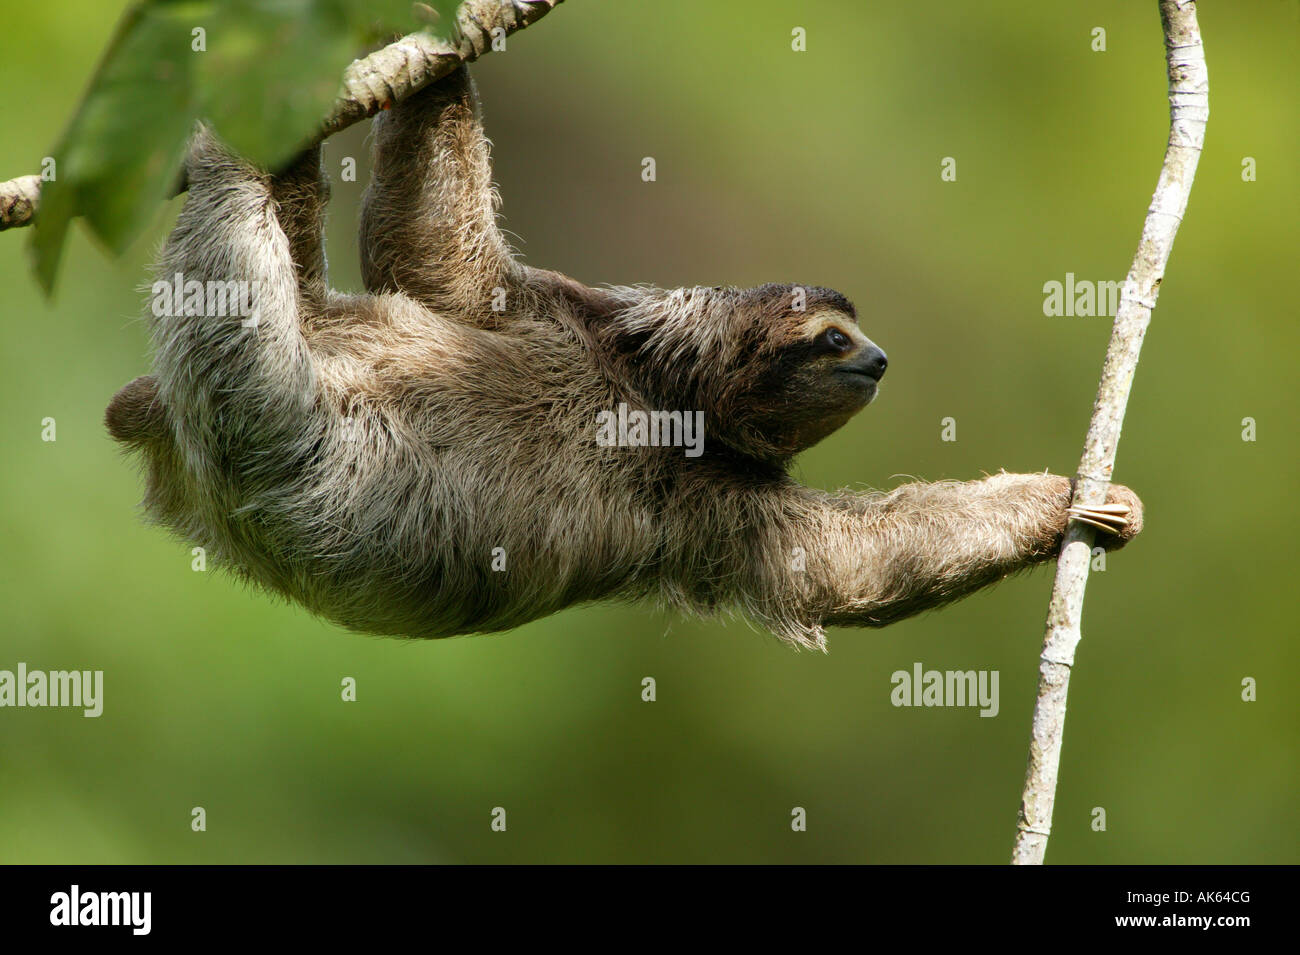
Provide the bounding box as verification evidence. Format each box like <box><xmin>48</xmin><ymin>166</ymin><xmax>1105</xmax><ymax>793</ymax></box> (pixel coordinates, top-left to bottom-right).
<box><xmin>106</xmin><ymin>67</ymin><xmax>1142</xmax><ymax>650</ymax></box>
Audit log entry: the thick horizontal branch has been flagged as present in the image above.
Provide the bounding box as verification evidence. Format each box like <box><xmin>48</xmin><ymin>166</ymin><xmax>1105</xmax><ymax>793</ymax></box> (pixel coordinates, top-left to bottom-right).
<box><xmin>322</xmin><ymin>0</ymin><xmax>560</xmax><ymax>140</ymax></box>
<box><xmin>0</xmin><ymin>0</ymin><xmax>561</xmax><ymax>232</ymax></box>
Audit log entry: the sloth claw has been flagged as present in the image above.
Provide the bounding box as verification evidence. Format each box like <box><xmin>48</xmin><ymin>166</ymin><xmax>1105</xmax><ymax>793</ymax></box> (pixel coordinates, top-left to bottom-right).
<box><xmin>1067</xmin><ymin>503</ymin><xmax>1130</xmax><ymax>536</ymax></box>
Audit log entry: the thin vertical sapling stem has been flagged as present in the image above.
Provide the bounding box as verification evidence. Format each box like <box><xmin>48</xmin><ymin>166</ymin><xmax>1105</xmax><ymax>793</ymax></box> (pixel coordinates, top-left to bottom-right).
<box><xmin>1012</xmin><ymin>0</ymin><xmax>1208</xmax><ymax>865</ymax></box>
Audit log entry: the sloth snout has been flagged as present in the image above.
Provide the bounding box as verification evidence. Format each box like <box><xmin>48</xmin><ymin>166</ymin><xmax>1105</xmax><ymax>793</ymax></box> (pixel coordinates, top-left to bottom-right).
<box><xmin>840</xmin><ymin>345</ymin><xmax>888</xmax><ymax>381</ymax></box>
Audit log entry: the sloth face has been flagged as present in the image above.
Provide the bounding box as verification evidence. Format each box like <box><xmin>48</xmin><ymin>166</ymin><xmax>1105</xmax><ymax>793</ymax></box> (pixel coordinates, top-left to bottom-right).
<box><xmin>796</xmin><ymin>311</ymin><xmax>888</xmax><ymax>405</ymax></box>
<box><xmin>734</xmin><ymin>295</ymin><xmax>888</xmax><ymax>459</ymax></box>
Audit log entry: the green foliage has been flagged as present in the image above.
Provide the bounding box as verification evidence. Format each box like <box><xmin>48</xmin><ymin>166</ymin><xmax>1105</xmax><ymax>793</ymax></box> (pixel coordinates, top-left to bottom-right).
<box><xmin>29</xmin><ymin>0</ymin><xmax>457</xmax><ymax>293</ymax></box>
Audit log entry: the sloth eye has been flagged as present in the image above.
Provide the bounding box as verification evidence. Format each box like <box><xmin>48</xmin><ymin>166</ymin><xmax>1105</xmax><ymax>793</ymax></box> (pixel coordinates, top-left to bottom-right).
<box><xmin>820</xmin><ymin>327</ymin><xmax>852</xmax><ymax>352</ymax></box>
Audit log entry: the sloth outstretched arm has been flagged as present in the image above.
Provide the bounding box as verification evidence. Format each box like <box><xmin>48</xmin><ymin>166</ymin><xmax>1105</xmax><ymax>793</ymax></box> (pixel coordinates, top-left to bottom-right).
<box><xmin>695</xmin><ymin>473</ymin><xmax>1142</xmax><ymax>649</ymax></box>
<box><xmin>106</xmin><ymin>66</ymin><xmax>1144</xmax><ymax>649</ymax></box>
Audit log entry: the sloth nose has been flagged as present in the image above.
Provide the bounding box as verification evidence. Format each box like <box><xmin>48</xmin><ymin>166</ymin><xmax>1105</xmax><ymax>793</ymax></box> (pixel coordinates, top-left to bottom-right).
<box><xmin>863</xmin><ymin>346</ymin><xmax>888</xmax><ymax>379</ymax></box>
<box><xmin>843</xmin><ymin>345</ymin><xmax>887</xmax><ymax>381</ymax></box>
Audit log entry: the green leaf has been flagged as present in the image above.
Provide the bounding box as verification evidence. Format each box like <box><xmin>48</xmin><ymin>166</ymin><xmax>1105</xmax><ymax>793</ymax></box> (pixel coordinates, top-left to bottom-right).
<box><xmin>31</xmin><ymin>1</ymin><xmax>205</xmax><ymax>292</ymax></box>
<box><xmin>31</xmin><ymin>0</ymin><xmax>431</xmax><ymax>294</ymax></box>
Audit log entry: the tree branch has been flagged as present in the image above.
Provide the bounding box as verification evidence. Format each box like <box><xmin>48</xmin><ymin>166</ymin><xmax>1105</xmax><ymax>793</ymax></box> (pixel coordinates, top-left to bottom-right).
<box><xmin>1011</xmin><ymin>0</ymin><xmax>1208</xmax><ymax>865</ymax></box>
<box><xmin>0</xmin><ymin>0</ymin><xmax>562</xmax><ymax>232</ymax></box>
<box><xmin>0</xmin><ymin>175</ymin><xmax>40</xmax><ymax>231</ymax></box>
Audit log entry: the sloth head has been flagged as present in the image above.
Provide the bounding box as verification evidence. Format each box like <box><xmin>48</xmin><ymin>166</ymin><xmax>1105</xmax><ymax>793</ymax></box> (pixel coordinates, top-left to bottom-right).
<box><xmin>725</xmin><ymin>284</ymin><xmax>887</xmax><ymax>460</ymax></box>
<box><xmin>602</xmin><ymin>282</ymin><xmax>887</xmax><ymax>463</ymax></box>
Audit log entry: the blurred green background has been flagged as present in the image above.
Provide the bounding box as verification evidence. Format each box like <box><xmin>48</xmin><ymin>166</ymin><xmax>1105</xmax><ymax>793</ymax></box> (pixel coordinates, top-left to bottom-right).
<box><xmin>1</xmin><ymin>0</ymin><xmax>1295</xmax><ymax>864</ymax></box>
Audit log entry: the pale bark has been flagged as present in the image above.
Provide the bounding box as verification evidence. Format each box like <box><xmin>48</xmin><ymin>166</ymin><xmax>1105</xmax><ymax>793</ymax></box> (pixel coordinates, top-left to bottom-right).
<box><xmin>0</xmin><ymin>0</ymin><xmax>562</xmax><ymax>232</ymax></box>
<box><xmin>1011</xmin><ymin>0</ymin><xmax>1208</xmax><ymax>865</ymax></box>
<box><xmin>0</xmin><ymin>175</ymin><xmax>39</xmax><ymax>231</ymax></box>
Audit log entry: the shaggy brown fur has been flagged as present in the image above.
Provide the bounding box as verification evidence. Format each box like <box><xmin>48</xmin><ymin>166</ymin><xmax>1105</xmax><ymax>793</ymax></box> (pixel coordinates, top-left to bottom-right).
<box><xmin>106</xmin><ymin>68</ymin><xmax>1142</xmax><ymax>650</ymax></box>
